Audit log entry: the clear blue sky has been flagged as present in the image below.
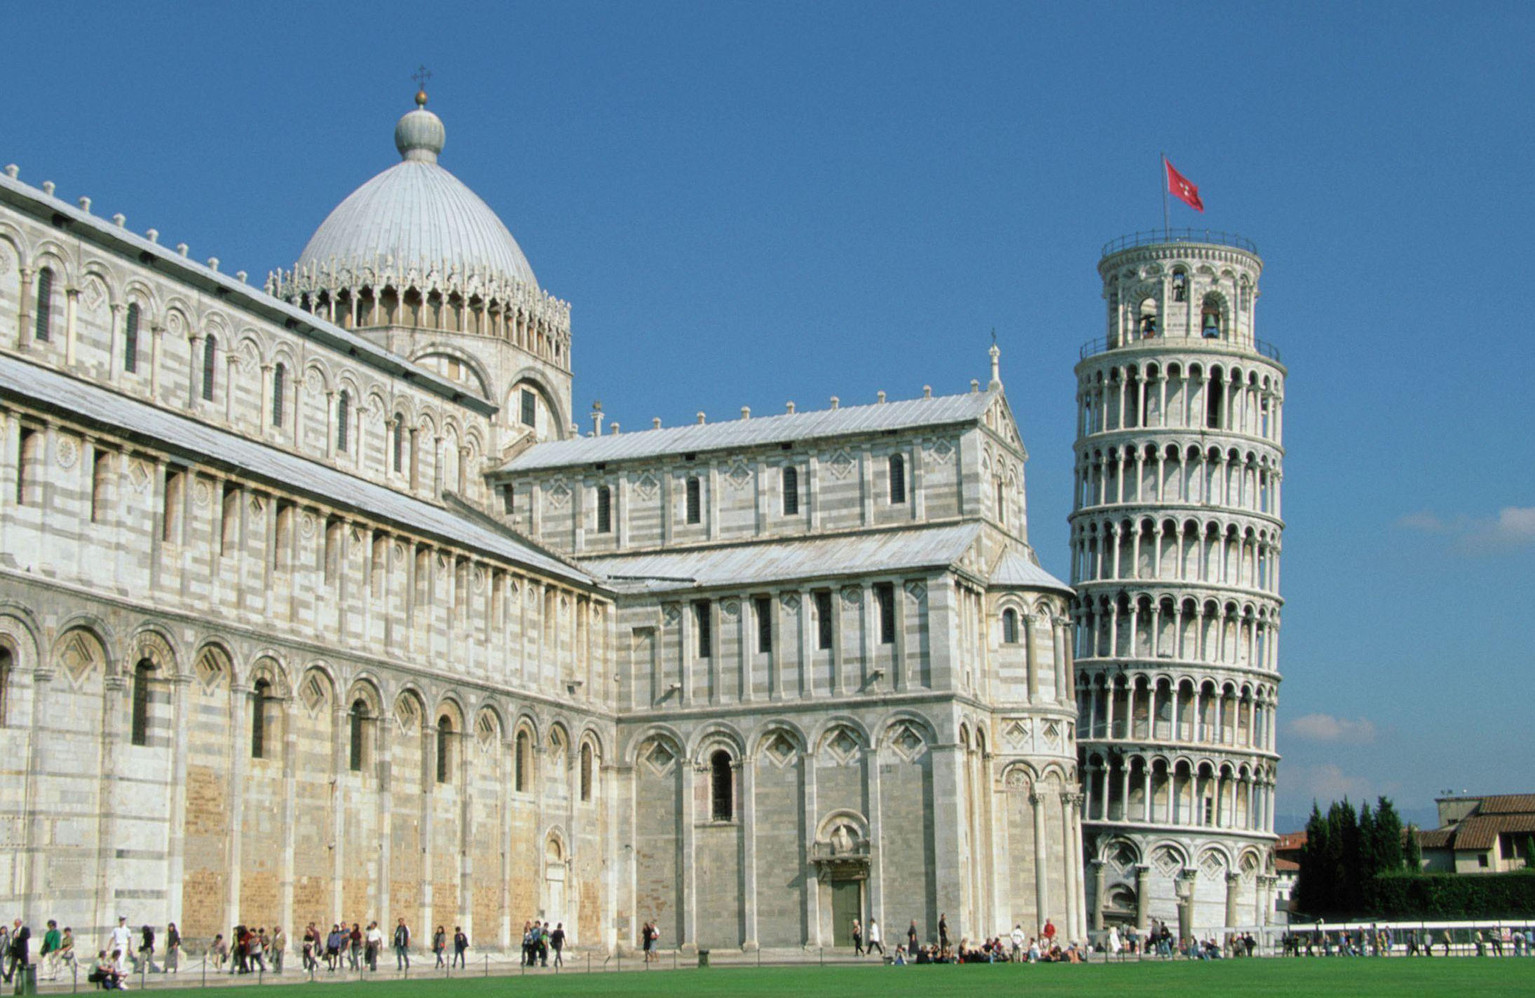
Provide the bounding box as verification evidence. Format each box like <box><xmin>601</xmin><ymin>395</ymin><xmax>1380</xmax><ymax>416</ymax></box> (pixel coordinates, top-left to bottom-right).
<box><xmin>11</xmin><ymin>1</ymin><xmax>1533</xmax><ymax>830</ymax></box>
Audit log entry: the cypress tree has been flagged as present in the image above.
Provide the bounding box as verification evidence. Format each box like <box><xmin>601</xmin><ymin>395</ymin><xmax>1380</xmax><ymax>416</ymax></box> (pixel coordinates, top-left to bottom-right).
<box><xmin>1404</xmin><ymin>823</ymin><xmax>1423</xmax><ymax>872</ymax></box>
<box><xmin>1373</xmin><ymin>797</ymin><xmax>1406</xmax><ymax>874</ymax></box>
<box><xmin>1297</xmin><ymin>802</ymin><xmax>1328</xmax><ymax>916</ymax></box>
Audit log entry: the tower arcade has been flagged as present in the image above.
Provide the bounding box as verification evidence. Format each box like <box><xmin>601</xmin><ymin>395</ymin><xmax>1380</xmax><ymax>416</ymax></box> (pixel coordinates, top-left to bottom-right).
<box><xmin>1068</xmin><ymin>231</ymin><xmax>1285</xmax><ymax>936</ymax></box>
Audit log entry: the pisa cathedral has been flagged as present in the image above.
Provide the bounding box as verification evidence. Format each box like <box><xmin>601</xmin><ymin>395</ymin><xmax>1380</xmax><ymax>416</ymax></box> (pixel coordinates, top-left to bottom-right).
<box><xmin>0</xmin><ymin>90</ymin><xmax>1280</xmax><ymax>954</ymax></box>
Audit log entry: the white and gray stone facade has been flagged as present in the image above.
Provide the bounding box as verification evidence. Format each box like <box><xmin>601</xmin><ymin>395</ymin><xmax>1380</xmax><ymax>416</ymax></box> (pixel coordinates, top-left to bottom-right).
<box><xmin>0</xmin><ymin>96</ymin><xmax>1088</xmax><ymax>958</ymax></box>
<box><xmin>1069</xmin><ymin>232</ymin><xmax>1284</xmax><ymax>937</ymax></box>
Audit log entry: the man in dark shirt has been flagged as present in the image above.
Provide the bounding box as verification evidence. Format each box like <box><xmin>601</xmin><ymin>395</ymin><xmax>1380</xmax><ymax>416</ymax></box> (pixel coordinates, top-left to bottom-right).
<box><xmin>8</xmin><ymin>920</ymin><xmax>31</xmax><ymax>983</ymax></box>
<box><xmin>549</xmin><ymin>923</ymin><xmax>565</xmax><ymax>968</ymax></box>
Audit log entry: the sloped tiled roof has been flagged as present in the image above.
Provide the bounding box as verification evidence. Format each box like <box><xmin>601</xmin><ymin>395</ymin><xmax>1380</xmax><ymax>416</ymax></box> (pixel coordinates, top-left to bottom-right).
<box><xmin>1453</xmin><ymin>814</ymin><xmax>1535</xmax><ymax>851</ymax></box>
<box><xmin>989</xmin><ymin>547</ymin><xmax>1072</xmax><ymax>594</ymax></box>
<box><xmin>1417</xmin><ymin>828</ymin><xmax>1454</xmax><ymax>849</ymax></box>
<box><xmin>584</xmin><ymin>522</ymin><xmax>984</xmax><ymax>593</ymax></box>
<box><xmin>1471</xmin><ymin>795</ymin><xmax>1535</xmax><ymax>815</ymax></box>
<box><xmin>0</xmin><ymin>355</ymin><xmax>591</xmax><ymax>586</ymax></box>
<box><xmin>501</xmin><ymin>390</ymin><xmax>1001</xmax><ymax>472</ymax></box>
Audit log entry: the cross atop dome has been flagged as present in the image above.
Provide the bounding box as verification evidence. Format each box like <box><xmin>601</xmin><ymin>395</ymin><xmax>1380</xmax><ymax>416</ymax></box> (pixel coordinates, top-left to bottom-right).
<box><xmin>412</xmin><ymin>65</ymin><xmax>432</xmax><ymax>108</ymax></box>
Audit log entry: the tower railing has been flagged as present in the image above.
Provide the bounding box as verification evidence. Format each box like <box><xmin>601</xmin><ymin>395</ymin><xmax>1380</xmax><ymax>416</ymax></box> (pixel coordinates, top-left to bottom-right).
<box><xmin>1079</xmin><ymin>335</ymin><xmax>1282</xmax><ymax>362</ymax></box>
<box><xmin>1101</xmin><ymin>229</ymin><xmax>1258</xmax><ymax>256</ymax></box>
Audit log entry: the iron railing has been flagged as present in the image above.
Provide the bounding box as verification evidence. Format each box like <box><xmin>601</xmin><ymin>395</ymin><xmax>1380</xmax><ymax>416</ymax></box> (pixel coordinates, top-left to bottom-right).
<box><xmin>1101</xmin><ymin>229</ymin><xmax>1257</xmax><ymax>257</ymax></box>
<box><xmin>1079</xmin><ymin>335</ymin><xmax>1282</xmax><ymax>362</ymax></box>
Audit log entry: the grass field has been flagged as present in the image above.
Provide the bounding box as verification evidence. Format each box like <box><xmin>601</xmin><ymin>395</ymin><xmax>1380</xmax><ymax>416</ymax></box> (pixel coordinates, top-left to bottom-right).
<box><xmin>196</xmin><ymin>959</ymin><xmax>1535</xmax><ymax>998</ymax></box>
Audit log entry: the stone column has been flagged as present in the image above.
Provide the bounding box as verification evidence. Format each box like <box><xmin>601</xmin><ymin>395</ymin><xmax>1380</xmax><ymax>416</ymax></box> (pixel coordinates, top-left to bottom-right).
<box><xmin>1090</xmin><ymin>859</ymin><xmax>1106</xmax><ymax>931</ymax></box>
<box><xmin>1134</xmin><ymin>865</ymin><xmax>1151</xmax><ymax>930</ymax></box>
<box><xmin>63</xmin><ymin>286</ymin><xmax>78</xmax><ymax>365</ymax></box>
<box><xmin>740</xmin><ymin>755</ymin><xmax>758</xmax><ymax>950</ymax></box>
<box><xmin>1063</xmin><ymin>793</ymin><xmax>1083</xmax><ymax>940</ymax></box>
<box><xmin>16</xmin><ymin>268</ymin><xmax>32</xmax><ymax>349</ymax></box>
<box><xmin>225</xmin><ymin>681</ymin><xmax>251</xmax><ymax>930</ymax></box>
<box><xmin>1030</xmin><ymin>792</ymin><xmax>1049</xmax><ymax>931</ymax></box>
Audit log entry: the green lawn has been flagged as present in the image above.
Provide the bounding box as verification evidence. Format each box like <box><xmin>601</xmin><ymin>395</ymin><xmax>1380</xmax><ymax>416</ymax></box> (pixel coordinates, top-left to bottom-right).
<box><xmin>216</xmin><ymin>959</ymin><xmax>1534</xmax><ymax>998</ymax></box>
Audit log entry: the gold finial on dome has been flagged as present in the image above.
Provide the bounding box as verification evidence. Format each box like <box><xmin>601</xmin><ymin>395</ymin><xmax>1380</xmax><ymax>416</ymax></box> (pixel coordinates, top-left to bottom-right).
<box><xmin>412</xmin><ymin>64</ymin><xmax>432</xmax><ymax>107</ymax></box>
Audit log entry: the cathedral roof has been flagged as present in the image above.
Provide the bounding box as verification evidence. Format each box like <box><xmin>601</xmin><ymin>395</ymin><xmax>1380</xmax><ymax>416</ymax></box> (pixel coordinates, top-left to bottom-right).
<box><xmin>500</xmin><ymin>388</ymin><xmax>1003</xmax><ymax>472</ymax></box>
<box><xmin>295</xmin><ymin>94</ymin><xmax>539</xmax><ymax>291</ymax></box>
<box><xmin>0</xmin><ymin>354</ymin><xmax>591</xmax><ymax>587</ymax></box>
<box><xmin>989</xmin><ymin>547</ymin><xmax>1073</xmax><ymax>593</ymax></box>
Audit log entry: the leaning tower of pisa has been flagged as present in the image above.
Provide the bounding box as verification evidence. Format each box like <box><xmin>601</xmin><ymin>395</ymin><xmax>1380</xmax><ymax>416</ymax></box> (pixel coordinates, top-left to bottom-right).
<box><xmin>1068</xmin><ymin>230</ymin><xmax>1284</xmax><ymax>939</ymax></box>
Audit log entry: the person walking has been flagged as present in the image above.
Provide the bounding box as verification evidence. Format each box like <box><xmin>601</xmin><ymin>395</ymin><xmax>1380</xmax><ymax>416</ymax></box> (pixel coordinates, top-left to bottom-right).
<box><xmin>165</xmin><ymin>923</ymin><xmax>181</xmax><ymax>974</ymax></box>
<box><xmin>57</xmin><ymin>928</ymin><xmax>76</xmax><ymax>978</ymax></box>
<box><xmin>301</xmin><ymin>925</ymin><xmax>318</xmax><ymax>973</ymax></box>
<box><xmin>39</xmin><ymin>920</ymin><xmax>60</xmax><ymax>981</ymax></box>
<box><xmin>907</xmin><ymin>920</ymin><xmax>919</xmax><ymax>956</ymax></box>
<box><xmin>109</xmin><ymin>918</ymin><xmax>132</xmax><ymax>972</ymax></box>
<box><xmin>550</xmin><ymin>923</ymin><xmax>565</xmax><ymax>968</ymax></box>
<box><xmin>867</xmin><ymin>919</ymin><xmax>884</xmax><ymax>956</ymax></box>
<box><xmin>852</xmin><ymin>917</ymin><xmax>863</xmax><ymax>956</ymax></box>
<box><xmin>6</xmin><ymin>919</ymin><xmax>29</xmax><ymax>985</ymax></box>
<box><xmin>364</xmin><ymin>922</ymin><xmax>382</xmax><ymax>972</ymax></box>
<box><xmin>392</xmin><ymin>918</ymin><xmax>411</xmax><ymax>970</ymax></box>
<box><xmin>452</xmin><ymin>927</ymin><xmax>468</xmax><ymax>969</ymax></box>
<box><xmin>349</xmin><ymin>924</ymin><xmax>363</xmax><ymax>971</ymax></box>
<box><xmin>938</xmin><ymin>914</ymin><xmax>949</xmax><ymax>950</ymax></box>
<box><xmin>246</xmin><ymin>928</ymin><xmax>265</xmax><ymax>973</ymax></box>
<box><xmin>271</xmin><ymin>926</ymin><xmax>286</xmax><ymax>974</ymax></box>
<box><xmin>432</xmin><ymin>926</ymin><xmax>446</xmax><ymax>968</ymax></box>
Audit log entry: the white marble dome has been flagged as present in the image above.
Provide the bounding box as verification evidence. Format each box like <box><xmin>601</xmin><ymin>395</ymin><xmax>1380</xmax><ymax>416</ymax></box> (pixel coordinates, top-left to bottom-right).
<box><xmin>296</xmin><ymin>97</ymin><xmax>538</xmax><ymax>289</ymax></box>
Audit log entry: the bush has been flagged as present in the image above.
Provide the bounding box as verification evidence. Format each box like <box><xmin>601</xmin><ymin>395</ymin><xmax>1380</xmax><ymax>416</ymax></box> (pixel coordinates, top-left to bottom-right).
<box><xmin>1365</xmin><ymin>871</ymin><xmax>1535</xmax><ymax>918</ymax></box>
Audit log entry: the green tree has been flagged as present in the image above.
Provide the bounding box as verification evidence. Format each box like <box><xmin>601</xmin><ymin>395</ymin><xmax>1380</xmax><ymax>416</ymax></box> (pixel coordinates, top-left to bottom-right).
<box><xmin>1297</xmin><ymin>802</ymin><xmax>1329</xmax><ymax>916</ymax></box>
<box><xmin>1373</xmin><ymin>797</ymin><xmax>1406</xmax><ymax>873</ymax></box>
<box><xmin>1405</xmin><ymin>823</ymin><xmax>1423</xmax><ymax>872</ymax></box>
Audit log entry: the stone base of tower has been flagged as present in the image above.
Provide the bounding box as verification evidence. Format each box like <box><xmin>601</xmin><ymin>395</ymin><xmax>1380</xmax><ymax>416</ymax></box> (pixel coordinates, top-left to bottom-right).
<box><xmin>1081</xmin><ymin>824</ymin><xmax>1278</xmax><ymax>938</ymax></box>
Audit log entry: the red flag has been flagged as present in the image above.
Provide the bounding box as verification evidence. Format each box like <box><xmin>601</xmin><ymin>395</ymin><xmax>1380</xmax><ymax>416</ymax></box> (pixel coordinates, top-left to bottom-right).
<box><xmin>1165</xmin><ymin>158</ymin><xmax>1204</xmax><ymax>212</ymax></box>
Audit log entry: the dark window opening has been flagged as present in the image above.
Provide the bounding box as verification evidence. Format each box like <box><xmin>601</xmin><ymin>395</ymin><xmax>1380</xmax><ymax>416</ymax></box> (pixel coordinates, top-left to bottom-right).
<box><xmin>34</xmin><ymin>267</ymin><xmax>52</xmax><ymax>341</ymax></box>
<box><xmin>436</xmin><ymin>716</ymin><xmax>453</xmax><ymax>784</ymax></box>
<box><xmin>502</xmin><ymin>485</ymin><xmax>515</xmax><ymax>515</ymax></box>
<box><xmin>1172</xmin><ymin>272</ymin><xmax>1188</xmax><ymax>302</ymax></box>
<box><xmin>874</xmin><ymin>582</ymin><xmax>896</xmax><ymax>644</ymax></box>
<box><xmin>130</xmin><ymin>659</ymin><xmax>154</xmax><ymax>746</ymax></box>
<box><xmin>815</xmin><ymin>591</ymin><xmax>834</xmax><ymax>650</ymax></box>
<box><xmin>349</xmin><ymin>699</ymin><xmax>368</xmax><ymax>772</ymax></box>
<box><xmin>596</xmin><ymin>484</ymin><xmax>612</xmax><ymax>533</ymax></box>
<box><xmin>251</xmin><ymin>679</ymin><xmax>270</xmax><ymax>759</ymax></box>
<box><xmin>0</xmin><ymin>647</ymin><xmax>11</xmax><ymax>725</ymax></box>
<box><xmin>393</xmin><ymin>416</ymin><xmax>405</xmax><ymax>472</ymax></box>
<box><xmin>201</xmin><ymin>335</ymin><xmax>217</xmax><ymax>401</ymax></box>
<box><xmin>271</xmin><ymin>364</ymin><xmax>286</xmax><ymax>427</ymax></box>
<box><xmin>710</xmin><ymin>750</ymin><xmax>733</xmax><ymax>820</ymax></box>
<box><xmin>782</xmin><ymin>465</ymin><xmax>799</xmax><ymax>515</ymax></box>
<box><xmin>336</xmin><ymin>390</ymin><xmax>351</xmax><ymax>452</ymax></box>
<box><xmin>754</xmin><ymin>595</ymin><xmax>772</xmax><ymax>653</ymax></box>
<box><xmin>1002</xmin><ymin>608</ymin><xmax>1019</xmax><ymax>644</ymax></box>
<box><xmin>694</xmin><ymin>600</ymin><xmax>712</xmax><ymax>658</ymax></box>
<box><xmin>1206</xmin><ymin>379</ymin><xmax>1224</xmax><ymax>430</ymax></box>
<box><xmin>685</xmin><ymin>476</ymin><xmax>701</xmax><ymax>524</ymax></box>
<box><xmin>123</xmin><ymin>303</ymin><xmax>140</xmax><ymax>372</ymax></box>
<box><xmin>15</xmin><ymin>428</ymin><xmax>37</xmax><ymax>505</ymax></box>
<box><xmin>520</xmin><ymin>389</ymin><xmax>536</xmax><ymax>428</ymax></box>
<box><xmin>889</xmin><ymin>454</ymin><xmax>906</xmax><ymax>504</ymax></box>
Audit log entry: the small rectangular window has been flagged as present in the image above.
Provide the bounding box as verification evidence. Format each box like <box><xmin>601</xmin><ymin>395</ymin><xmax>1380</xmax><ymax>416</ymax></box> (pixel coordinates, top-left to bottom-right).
<box><xmin>502</xmin><ymin>484</ymin><xmax>515</xmax><ymax>515</ymax></box>
<box><xmin>91</xmin><ymin>450</ymin><xmax>111</xmax><ymax>523</ymax></box>
<box><xmin>220</xmin><ymin>483</ymin><xmax>239</xmax><ymax>556</ymax></box>
<box><xmin>755</xmin><ymin>596</ymin><xmax>772</xmax><ymax>654</ymax></box>
<box><xmin>889</xmin><ymin>454</ymin><xmax>907</xmax><ymax>504</ymax></box>
<box><xmin>15</xmin><ymin>428</ymin><xmax>38</xmax><ymax>505</ymax></box>
<box><xmin>816</xmin><ymin>590</ymin><xmax>833</xmax><ymax>650</ymax></box>
<box><xmin>874</xmin><ymin>582</ymin><xmax>896</xmax><ymax>644</ymax></box>
<box><xmin>596</xmin><ymin>485</ymin><xmax>612</xmax><ymax>534</ymax></box>
<box><xmin>162</xmin><ymin>467</ymin><xmax>185</xmax><ymax>543</ymax></box>
<box><xmin>34</xmin><ymin>268</ymin><xmax>52</xmax><ymax>342</ymax></box>
<box><xmin>123</xmin><ymin>303</ymin><xmax>140</xmax><ymax>373</ymax></box>
<box><xmin>782</xmin><ymin>466</ymin><xmax>799</xmax><ymax>515</ymax></box>
<box><xmin>521</xmin><ymin>389</ymin><xmax>536</xmax><ymax>427</ymax></box>
<box><xmin>685</xmin><ymin>476</ymin><xmax>701</xmax><ymax>524</ymax></box>
<box><xmin>694</xmin><ymin>600</ymin><xmax>711</xmax><ymax>658</ymax></box>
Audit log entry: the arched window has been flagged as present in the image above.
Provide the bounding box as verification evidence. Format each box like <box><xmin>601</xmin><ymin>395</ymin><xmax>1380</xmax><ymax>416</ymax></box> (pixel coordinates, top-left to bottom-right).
<box><xmin>996</xmin><ymin>480</ymin><xmax>1007</xmax><ymax>525</ymax></box>
<box><xmin>436</xmin><ymin>716</ymin><xmax>453</xmax><ymax>784</ymax></box>
<box><xmin>271</xmin><ymin>363</ymin><xmax>286</xmax><ymax>427</ymax></box>
<box><xmin>130</xmin><ymin>659</ymin><xmax>154</xmax><ymax>746</ymax></box>
<box><xmin>888</xmin><ymin>454</ymin><xmax>906</xmax><ymax>504</ymax></box>
<box><xmin>1206</xmin><ymin>379</ymin><xmax>1224</xmax><ymax>430</ymax></box>
<box><xmin>596</xmin><ymin>485</ymin><xmax>612</xmax><ymax>534</ymax></box>
<box><xmin>201</xmin><ymin>335</ymin><xmax>217</xmax><ymax>401</ymax></box>
<box><xmin>34</xmin><ymin>267</ymin><xmax>53</xmax><ymax>341</ymax></box>
<box><xmin>1202</xmin><ymin>296</ymin><xmax>1223</xmax><ymax>338</ymax></box>
<box><xmin>392</xmin><ymin>416</ymin><xmax>405</xmax><ymax>473</ymax></box>
<box><xmin>580</xmin><ymin>743</ymin><xmax>594</xmax><ymax>802</ymax></box>
<box><xmin>123</xmin><ymin>303</ymin><xmax>140</xmax><ymax>373</ymax></box>
<box><xmin>0</xmin><ymin>647</ymin><xmax>11</xmax><ymax>726</ymax></box>
<box><xmin>336</xmin><ymin>390</ymin><xmax>351</xmax><ymax>452</ymax></box>
<box><xmin>515</xmin><ymin>729</ymin><xmax>532</xmax><ymax>792</ymax></box>
<box><xmin>251</xmin><ymin>679</ymin><xmax>270</xmax><ymax>759</ymax></box>
<box><xmin>349</xmin><ymin>699</ymin><xmax>369</xmax><ymax>772</ymax></box>
<box><xmin>710</xmin><ymin>749</ymin><xmax>733</xmax><ymax>821</ymax></box>
<box><xmin>1172</xmin><ymin>270</ymin><xmax>1189</xmax><ymax>302</ymax></box>
<box><xmin>685</xmin><ymin>476</ymin><xmax>701</xmax><ymax>524</ymax></box>
<box><xmin>1002</xmin><ymin>608</ymin><xmax>1019</xmax><ymax>644</ymax></box>
<box><xmin>782</xmin><ymin>465</ymin><xmax>799</xmax><ymax>515</ymax></box>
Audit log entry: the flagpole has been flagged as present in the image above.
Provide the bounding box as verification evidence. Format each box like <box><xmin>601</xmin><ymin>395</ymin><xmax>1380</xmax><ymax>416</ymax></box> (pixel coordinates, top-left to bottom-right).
<box><xmin>1161</xmin><ymin>152</ymin><xmax>1169</xmax><ymax>240</ymax></box>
